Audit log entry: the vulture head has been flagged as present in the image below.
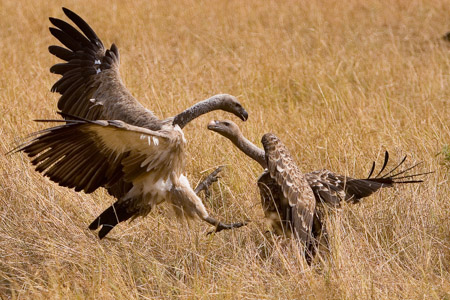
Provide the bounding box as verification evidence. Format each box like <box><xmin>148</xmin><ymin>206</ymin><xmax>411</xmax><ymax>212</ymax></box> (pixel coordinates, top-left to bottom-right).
<box><xmin>212</xmin><ymin>94</ymin><xmax>248</xmax><ymax>121</ymax></box>
<box><xmin>207</xmin><ymin>119</ymin><xmax>242</xmax><ymax>141</ymax></box>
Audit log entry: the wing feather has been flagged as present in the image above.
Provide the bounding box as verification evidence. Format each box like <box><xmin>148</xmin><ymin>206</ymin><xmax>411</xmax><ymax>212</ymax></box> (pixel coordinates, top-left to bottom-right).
<box><xmin>49</xmin><ymin>8</ymin><xmax>158</xmax><ymax>127</ymax></box>
<box><xmin>261</xmin><ymin>133</ymin><xmax>315</xmax><ymax>245</ymax></box>
<box><xmin>305</xmin><ymin>152</ymin><xmax>426</xmax><ymax>205</ymax></box>
<box><xmin>14</xmin><ymin>120</ymin><xmax>184</xmax><ymax>194</ymax></box>
<box><xmin>62</xmin><ymin>7</ymin><xmax>102</xmax><ymax>43</ymax></box>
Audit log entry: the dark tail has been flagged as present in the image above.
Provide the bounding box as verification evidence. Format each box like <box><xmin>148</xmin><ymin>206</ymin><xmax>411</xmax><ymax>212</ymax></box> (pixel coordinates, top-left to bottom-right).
<box><xmin>89</xmin><ymin>201</ymin><xmax>136</xmax><ymax>239</ymax></box>
<box><xmin>346</xmin><ymin>151</ymin><xmax>431</xmax><ymax>202</ymax></box>
<box><xmin>366</xmin><ymin>151</ymin><xmax>432</xmax><ymax>184</ymax></box>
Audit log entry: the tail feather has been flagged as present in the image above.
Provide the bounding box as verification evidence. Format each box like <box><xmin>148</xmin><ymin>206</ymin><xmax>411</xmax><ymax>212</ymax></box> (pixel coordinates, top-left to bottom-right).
<box><xmin>345</xmin><ymin>151</ymin><xmax>430</xmax><ymax>202</ymax></box>
<box><xmin>379</xmin><ymin>155</ymin><xmax>407</xmax><ymax>178</ymax></box>
<box><xmin>89</xmin><ymin>201</ymin><xmax>136</xmax><ymax>239</ymax></box>
<box><xmin>373</xmin><ymin>151</ymin><xmax>390</xmax><ymax>178</ymax></box>
<box><xmin>366</xmin><ymin>161</ymin><xmax>376</xmax><ymax>179</ymax></box>
<box><xmin>367</xmin><ymin>151</ymin><xmax>430</xmax><ymax>183</ymax></box>
<box><xmin>345</xmin><ymin>178</ymin><xmax>391</xmax><ymax>200</ymax></box>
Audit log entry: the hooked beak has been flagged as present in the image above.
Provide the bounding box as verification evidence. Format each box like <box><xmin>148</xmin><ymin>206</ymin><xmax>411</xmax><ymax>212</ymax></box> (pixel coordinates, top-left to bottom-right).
<box><xmin>207</xmin><ymin>120</ymin><xmax>219</xmax><ymax>130</ymax></box>
<box><xmin>240</xmin><ymin>109</ymin><xmax>248</xmax><ymax>121</ymax></box>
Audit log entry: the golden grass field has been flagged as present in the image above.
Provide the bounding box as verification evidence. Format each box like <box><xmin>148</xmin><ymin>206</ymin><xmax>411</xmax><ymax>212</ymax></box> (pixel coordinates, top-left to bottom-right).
<box><xmin>1</xmin><ymin>0</ymin><xmax>449</xmax><ymax>298</ymax></box>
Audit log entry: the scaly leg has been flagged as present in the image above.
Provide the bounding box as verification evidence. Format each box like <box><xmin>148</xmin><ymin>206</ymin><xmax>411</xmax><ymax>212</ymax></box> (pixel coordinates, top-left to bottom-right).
<box><xmin>204</xmin><ymin>216</ymin><xmax>248</xmax><ymax>234</ymax></box>
<box><xmin>194</xmin><ymin>166</ymin><xmax>223</xmax><ymax>197</ymax></box>
<box><xmin>194</xmin><ymin>166</ymin><xmax>249</xmax><ymax>233</ymax></box>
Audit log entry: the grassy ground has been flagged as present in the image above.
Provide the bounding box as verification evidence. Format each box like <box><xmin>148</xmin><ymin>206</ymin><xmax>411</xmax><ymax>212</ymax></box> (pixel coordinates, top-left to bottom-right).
<box><xmin>1</xmin><ymin>0</ymin><xmax>449</xmax><ymax>298</ymax></box>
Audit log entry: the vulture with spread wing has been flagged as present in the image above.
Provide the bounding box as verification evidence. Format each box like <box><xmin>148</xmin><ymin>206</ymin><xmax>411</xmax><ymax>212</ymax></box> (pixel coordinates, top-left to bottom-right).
<box><xmin>207</xmin><ymin>120</ymin><xmax>428</xmax><ymax>262</ymax></box>
<box><xmin>12</xmin><ymin>8</ymin><xmax>250</xmax><ymax>239</ymax></box>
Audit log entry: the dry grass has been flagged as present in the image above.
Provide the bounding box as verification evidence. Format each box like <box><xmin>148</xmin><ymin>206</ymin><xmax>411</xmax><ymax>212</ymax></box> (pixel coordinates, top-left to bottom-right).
<box><xmin>1</xmin><ymin>0</ymin><xmax>450</xmax><ymax>298</ymax></box>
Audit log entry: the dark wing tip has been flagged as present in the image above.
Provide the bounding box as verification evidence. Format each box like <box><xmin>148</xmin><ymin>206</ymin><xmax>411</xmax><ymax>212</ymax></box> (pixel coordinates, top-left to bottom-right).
<box><xmin>60</xmin><ymin>7</ymin><xmax>102</xmax><ymax>44</ymax></box>
<box><xmin>62</xmin><ymin>7</ymin><xmax>75</xmax><ymax>17</ymax></box>
<box><xmin>48</xmin><ymin>26</ymin><xmax>59</xmax><ymax>35</ymax></box>
<box><xmin>111</xmin><ymin>43</ymin><xmax>119</xmax><ymax>56</ymax></box>
<box><xmin>98</xmin><ymin>227</ymin><xmax>112</xmax><ymax>239</ymax></box>
<box><xmin>374</xmin><ymin>151</ymin><xmax>390</xmax><ymax>178</ymax></box>
<box><xmin>367</xmin><ymin>161</ymin><xmax>376</xmax><ymax>179</ymax></box>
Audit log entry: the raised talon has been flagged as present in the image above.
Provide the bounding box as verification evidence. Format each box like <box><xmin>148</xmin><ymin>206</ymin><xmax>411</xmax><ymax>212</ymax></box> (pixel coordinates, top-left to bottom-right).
<box><xmin>205</xmin><ymin>166</ymin><xmax>223</xmax><ymax>184</ymax></box>
<box><xmin>194</xmin><ymin>166</ymin><xmax>224</xmax><ymax>195</ymax></box>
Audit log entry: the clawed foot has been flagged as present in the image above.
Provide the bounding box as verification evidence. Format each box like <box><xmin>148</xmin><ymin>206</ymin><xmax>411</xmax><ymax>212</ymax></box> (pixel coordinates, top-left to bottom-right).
<box><xmin>194</xmin><ymin>166</ymin><xmax>224</xmax><ymax>198</ymax></box>
<box><xmin>207</xmin><ymin>220</ymin><xmax>249</xmax><ymax>235</ymax></box>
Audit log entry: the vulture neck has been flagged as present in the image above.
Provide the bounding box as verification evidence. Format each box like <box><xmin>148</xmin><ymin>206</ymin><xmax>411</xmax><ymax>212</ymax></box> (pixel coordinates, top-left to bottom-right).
<box><xmin>173</xmin><ymin>95</ymin><xmax>229</xmax><ymax>129</ymax></box>
<box><xmin>231</xmin><ymin>132</ymin><xmax>267</xmax><ymax>169</ymax></box>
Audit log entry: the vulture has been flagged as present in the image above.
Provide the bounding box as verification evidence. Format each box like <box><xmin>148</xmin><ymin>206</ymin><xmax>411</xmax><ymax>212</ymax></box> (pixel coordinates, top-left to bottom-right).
<box><xmin>207</xmin><ymin>120</ymin><xmax>427</xmax><ymax>262</ymax></box>
<box><xmin>11</xmin><ymin>8</ymin><xmax>250</xmax><ymax>239</ymax></box>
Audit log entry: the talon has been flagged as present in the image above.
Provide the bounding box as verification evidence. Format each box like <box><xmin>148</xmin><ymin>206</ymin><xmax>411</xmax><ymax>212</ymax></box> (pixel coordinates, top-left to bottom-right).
<box><xmin>194</xmin><ymin>166</ymin><xmax>225</xmax><ymax>195</ymax></box>
<box><xmin>206</xmin><ymin>220</ymin><xmax>249</xmax><ymax>235</ymax></box>
<box><xmin>210</xmin><ymin>175</ymin><xmax>221</xmax><ymax>183</ymax></box>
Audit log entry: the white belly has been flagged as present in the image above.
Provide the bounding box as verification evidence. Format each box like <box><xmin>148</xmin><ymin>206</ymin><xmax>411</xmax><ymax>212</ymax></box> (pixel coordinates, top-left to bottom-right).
<box><xmin>124</xmin><ymin>173</ymin><xmax>173</xmax><ymax>208</ymax></box>
<box><xmin>121</xmin><ymin>172</ymin><xmax>207</xmax><ymax>220</ymax></box>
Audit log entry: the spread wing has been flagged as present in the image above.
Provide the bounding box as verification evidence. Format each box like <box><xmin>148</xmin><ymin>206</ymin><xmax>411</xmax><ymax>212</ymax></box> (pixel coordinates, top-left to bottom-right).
<box><xmin>305</xmin><ymin>151</ymin><xmax>427</xmax><ymax>205</ymax></box>
<box><xmin>49</xmin><ymin>8</ymin><xmax>159</xmax><ymax>127</ymax></box>
<box><xmin>12</xmin><ymin>120</ymin><xmax>184</xmax><ymax>194</ymax></box>
<box><xmin>261</xmin><ymin>133</ymin><xmax>315</xmax><ymax>245</ymax></box>
<box><xmin>305</xmin><ymin>170</ymin><xmax>349</xmax><ymax>206</ymax></box>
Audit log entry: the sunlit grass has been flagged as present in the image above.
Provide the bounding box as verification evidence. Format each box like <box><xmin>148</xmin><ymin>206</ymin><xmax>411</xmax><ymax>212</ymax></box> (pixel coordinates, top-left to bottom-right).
<box><xmin>1</xmin><ymin>0</ymin><xmax>449</xmax><ymax>298</ymax></box>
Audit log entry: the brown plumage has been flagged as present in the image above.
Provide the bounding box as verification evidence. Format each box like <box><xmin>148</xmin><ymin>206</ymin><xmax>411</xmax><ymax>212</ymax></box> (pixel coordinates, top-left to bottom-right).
<box><xmin>13</xmin><ymin>118</ymin><xmax>247</xmax><ymax>239</ymax></box>
<box><xmin>208</xmin><ymin>120</ymin><xmax>428</xmax><ymax>262</ymax></box>
<box><xmin>11</xmin><ymin>8</ymin><xmax>250</xmax><ymax>239</ymax></box>
<box><xmin>261</xmin><ymin>133</ymin><xmax>316</xmax><ymax>245</ymax></box>
<box><xmin>48</xmin><ymin>8</ymin><xmax>248</xmax><ymax>129</ymax></box>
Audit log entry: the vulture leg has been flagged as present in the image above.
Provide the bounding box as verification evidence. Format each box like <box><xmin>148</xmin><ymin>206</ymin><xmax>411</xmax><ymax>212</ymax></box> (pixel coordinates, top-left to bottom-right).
<box><xmin>194</xmin><ymin>166</ymin><xmax>224</xmax><ymax>198</ymax></box>
<box><xmin>194</xmin><ymin>166</ymin><xmax>248</xmax><ymax>234</ymax></box>
<box><xmin>90</xmin><ymin>167</ymin><xmax>225</xmax><ymax>239</ymax></box>
<box><xmin>193</xmin><ymin>166</ymin><xmax>248</xmax><ymax>234</ymax></box>
<box><xmin>205</xmin><ymin>216</ymin><xmax>248</xmax><ymax>234</ymax></box>
<box><xmin>89</xmin><ymin>200</ymin><xmax>138</xmax><ymax>239</ymax></box>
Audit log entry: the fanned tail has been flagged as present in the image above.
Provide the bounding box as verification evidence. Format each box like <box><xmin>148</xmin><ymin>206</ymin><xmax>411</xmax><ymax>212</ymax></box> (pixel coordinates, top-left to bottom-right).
<box><xmin>344</xmin><ymin>151</ymin><xmax>431</xmax><ymax>202</ymax></box>
<box><xmin>366</xmin><ymin>151</ymin><xmax>432</xmax><ymax>185</ymax></box>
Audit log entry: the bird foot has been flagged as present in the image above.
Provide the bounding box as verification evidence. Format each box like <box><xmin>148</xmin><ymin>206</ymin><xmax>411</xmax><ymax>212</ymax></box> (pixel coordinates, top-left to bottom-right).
<box><xmin>207</xmin><ymin>220</ymin><xmax>249</xmax><ymax>235</ymax></box>
<box><xmin>194</xmin><ymin>166</ymin><xmax>224</xmax><ymax>197</ymax></box>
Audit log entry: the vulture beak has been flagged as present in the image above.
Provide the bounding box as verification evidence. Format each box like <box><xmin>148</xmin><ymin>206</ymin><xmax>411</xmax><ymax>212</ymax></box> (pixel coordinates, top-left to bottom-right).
<box><xmin>240</xmin><ymin>109</ymin><xmax>249</xmax><ymax>121</ymax></box>
<box><xmin>207</xmin><ymin>120</ymin><xmax>219</xmax><ymax>130</ymax></box>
